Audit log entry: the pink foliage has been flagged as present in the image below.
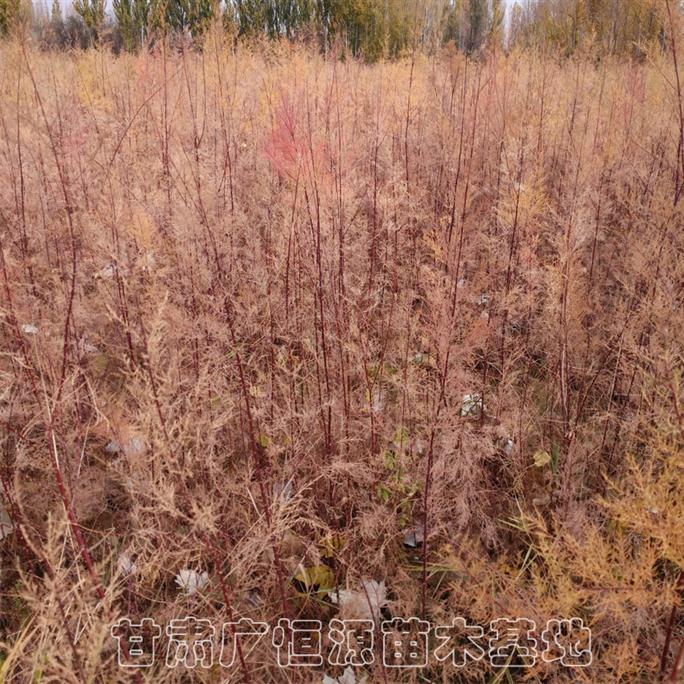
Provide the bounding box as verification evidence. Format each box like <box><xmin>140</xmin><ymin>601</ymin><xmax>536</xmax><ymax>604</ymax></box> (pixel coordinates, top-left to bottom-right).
<box><xmin>264</xmin><ymin>92</ymin><xmax>332</xmax><ymax>184</ymax></box>
<box><xmin>264</xmin><ymin>94</ymin><xmax>304</xmax><ymax>180</ymax></box>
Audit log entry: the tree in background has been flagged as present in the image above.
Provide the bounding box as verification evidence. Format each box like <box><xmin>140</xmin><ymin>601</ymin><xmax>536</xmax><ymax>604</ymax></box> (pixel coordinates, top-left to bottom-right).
<box><xmin>73</xmin><ymin>0</ymin><xmax>105</xmax><ymax>43</ymax></box>
<box><xmin>114</xmin><ymin>0</ymin><xmax>217</xmax><ymax>48</ymax></box>
<box><xmin>268</xmin><ymin>0</ymin><xmax>314</xmax><ymax>40</ymax></box>
<box><xmin>227</xmin><ymin>0</ymin><xmax>312</xmax><ymax>39</ymax></box>
<box><xmin>44</xmin><ymin>0</ymin><xmax>66</xmax><ymax>45</ymax></box>
<box><xmin>225</xmin><ymin>0</ymin><xmax>417</xmax><ymax>59</ymax></box>
<box><xmin>0</xmin><ymin>0</ymin><xmax>673</xmax><ymax>56</ymax></box>
<box><xmin>442</xmin><ymin>0</ymin><xmax>503</xmax><ymax>54</ymax></box>
<box><xmin>465</xmin><ymin>0</ymin><xmax>485</xmax><ymax>52</ymax></box>
<box><xmin>509</xmin><ymin>0</ymin><xmax>665</xmax><ymax>56</ymax></box>
<box><xmin>335</xmin><ymin>0</ymin><xmax>387</xmax><ymax>59</ymax></box>
<box><xmin>0</xmin><ymin>0</ymin><xmax>21</xmax><ymax>35</ymax></box>
<box><xmin>113</xmin><ymin>0</ymin><xmax>136</xmax><ymax>48</ymax></box>
<box><xmin>162</xmin><ymin>0</ymin><xmax>216</xmax><ymax>36</ymax></box>
<box><xmin>489</xmin><ymin>0</ymin><xmax>504</xmax><ymax>46</ymax></box>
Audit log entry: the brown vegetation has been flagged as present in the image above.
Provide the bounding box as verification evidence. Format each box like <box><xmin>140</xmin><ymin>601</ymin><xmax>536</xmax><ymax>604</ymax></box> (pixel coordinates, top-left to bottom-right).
<box><xmin>0</xmin><ymin>29</ymin><xmax>683</xmax><ymax>682</ymax></box>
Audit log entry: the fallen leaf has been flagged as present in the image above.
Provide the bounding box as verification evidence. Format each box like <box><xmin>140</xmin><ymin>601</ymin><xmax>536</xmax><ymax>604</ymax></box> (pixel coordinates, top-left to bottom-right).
<box><xmin>293</xmin><ymin>565</ymin><xmax>335</xmax><ymax>594</ymax></box>
<box><xmin>533</xmin><ymin>450</ymin><xmax>551</xmax><ymax>468</ymax></box>
<box><xmin>328</xmin><ymin>579</ymin><xmax>387</xmax><ymax>621</ymax></box>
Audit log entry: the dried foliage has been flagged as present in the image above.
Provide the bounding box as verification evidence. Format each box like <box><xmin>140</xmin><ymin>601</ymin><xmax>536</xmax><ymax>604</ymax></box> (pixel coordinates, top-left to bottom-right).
<box><xmin>0</xmin><ymin>30</ymin><xmax>683</xmax><ymax>682</ymax></box>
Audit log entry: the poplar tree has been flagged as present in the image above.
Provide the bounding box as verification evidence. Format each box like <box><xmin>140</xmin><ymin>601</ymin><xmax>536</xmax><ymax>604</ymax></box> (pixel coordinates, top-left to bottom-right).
<box><xmin>73</xmin><ymin>0</ymin><xmax>105</xmax><ymax>43</ymax></box>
